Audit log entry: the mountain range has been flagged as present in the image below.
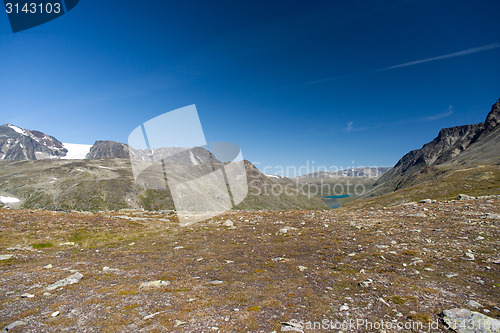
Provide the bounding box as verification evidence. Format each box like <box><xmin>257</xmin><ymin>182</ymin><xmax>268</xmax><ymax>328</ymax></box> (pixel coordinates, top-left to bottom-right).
<box><xmin>349</xmin><ymin>98</ymin><xmax>500</xmax><ymax>207</ymax></box>
<box><xmin>0</xmin><ymin>128</ymin><xmax>328</xmax><ymax>211</ymax></box>
<box><xmin>1</xmin><ymin>98</ymin><xmax>498</xmax><ymax>210</ymax></box>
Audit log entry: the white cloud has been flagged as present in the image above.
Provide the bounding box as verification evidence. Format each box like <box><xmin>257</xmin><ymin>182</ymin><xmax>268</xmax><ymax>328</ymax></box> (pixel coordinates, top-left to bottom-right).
<box><xmin>297</xmin><ymin>43</ymin><xmax>500</xmax><ymax>88</ymax></box>
<box><xmin>379</xmin><ymin>43</ymin><xmax>500</xmax><ymax>71</ymax></box>
<box><xmin>421</xmin><ymin>105</ymin><xmax>454</xmax><ymax>121</ymax></box>
<box><xmin>346</xmin><ymin>121</ymin><xmax>354</xmax><ymax>132</ymax></box>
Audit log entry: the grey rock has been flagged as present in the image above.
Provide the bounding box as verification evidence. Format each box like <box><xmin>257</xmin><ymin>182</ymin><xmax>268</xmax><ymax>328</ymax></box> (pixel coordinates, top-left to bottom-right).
<box><xmin>359</xmin><ymin>279</ymin><xmax>373</xmax><ymax>287</ymax></box>
<box><xmin>20</xmin><ymin>293</ymin><xmax>34</xmax><ymax>298</ymax></box>
<box><xmin>46</xmin><ymin>272</ymin><xmax>83</xmax><ymax>291</ymax></box>
<box><xmin>281</xmin><ymin>322</ymin><xmax>304</xmax><ymax>332</ymax></box>
<box><xmin>278</xmin><ymin>226</ymin><xmax>297</xmax><ymax>234</ymax></box>
<box><xmin>458</xmin><ymin>194</ymin><xmax>475</xmax><ymax>200</ymax></box>
<box><xmin>339</xmin><ymin>304</ymin><xmax>350</xmax><ymax>311</ymax></box>
<box><xmin>272</xmin><ymin>257</ymin><xmax>286</xmax><ymax>262</ymax></box>
<box><xmin>6</xmin><ymin>245</ymin><xmax>33</xmax><ymax>251</ymax></box>
<box><xmin>418</xmin><ymin>199</ymin><xmax>433</xmax><ymax>204</ymax></box>
<box><xmin>408</xmin><ymin>213</ymin><xmax>426</xmax><ymax>217</ymax></box>
<box><xmin>467</xmin><ymin>300</ymin><xmax>483</xmax><ymax>308</ymax></box>
<box><xmin>0</xmin><ymin>254</ymin><xmax>13</xmax><ymax>261</ymax></box>
<box><xmin>464</xmin><ymin>252</ymin><xmax>475</xmax><ymax>260</ymax></box>
<box><xmin>174</xmin><ymin>320</ymin><xmax>186</xmax><ymax>327</ymax></box>
<box><xmin>140</xmin><ymin>280</ymin><xmax>170</xmax><ymax>288</ymax></box>
<box><xmin>222</xmin><ymin>220</ymin><xmax>234</xmax><ymax>227</ymax></box>
<box><xmin>3</xmin><ymin>320</ymin><xmax>27</xmax><ymax>331</ymax></box>
<box><xmin>143</xmin><ymin>311</ymin><xmax>165</xmax><ymax>320</ymax></box>
<box><xmin>207</xmin><ymin>280</ymin><xmax>223</xmax><ymax>285</ymax></box>
<box><xmin>378</xmin><ymin>297</ymin><xmax>391</xmax><ymax>307</ymax></box>
<box><xmin>442</xmin><ymin>308</ymin><xmax>500</xmax><ymax>333</ymax></box>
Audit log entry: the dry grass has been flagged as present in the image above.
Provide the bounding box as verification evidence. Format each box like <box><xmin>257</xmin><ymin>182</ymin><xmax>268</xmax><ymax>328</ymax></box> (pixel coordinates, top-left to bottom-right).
<box><xmin>0</xmin><ymin>196</ymin><xmax>499</xmax><ymax>332</ymax></box>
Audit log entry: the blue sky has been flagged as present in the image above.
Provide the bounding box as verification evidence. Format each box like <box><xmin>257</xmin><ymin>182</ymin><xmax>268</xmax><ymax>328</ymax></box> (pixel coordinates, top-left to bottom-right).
<box><xmin>1</xmin><ymin>0</ymin><xmax>499</xmax><ymax>175</ymax></box>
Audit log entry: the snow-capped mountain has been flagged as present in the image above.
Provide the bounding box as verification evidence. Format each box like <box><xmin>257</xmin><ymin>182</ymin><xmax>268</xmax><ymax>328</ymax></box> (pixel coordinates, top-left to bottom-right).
<box><xmin>0</xmin><ymin>124</ymin><xmax>217</xmax><ymax>164</ymax></box>
<box><xmin>0</xmin><ymin>124</ymin><xmax>68</xmax><ymax>160</ymax></box>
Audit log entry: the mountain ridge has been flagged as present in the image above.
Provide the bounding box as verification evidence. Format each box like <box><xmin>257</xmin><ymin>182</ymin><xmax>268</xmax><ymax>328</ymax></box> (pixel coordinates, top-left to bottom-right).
<box><xmin>0</xmin><ymin>124</ymin><xmax>67</xmax><ymax>160</ymax></box>
<box><xmin>360</xmin><ymin>98</ymin><xmax>500</xmax><ymax>202</ymax></box>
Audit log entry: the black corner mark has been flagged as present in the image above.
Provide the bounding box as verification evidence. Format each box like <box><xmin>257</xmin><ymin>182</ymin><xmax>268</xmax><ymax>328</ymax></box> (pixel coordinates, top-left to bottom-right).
<box><xmin>4</xmin><ymin>0</ymin><xmax>79</xmax><ymax>33</ymax></box>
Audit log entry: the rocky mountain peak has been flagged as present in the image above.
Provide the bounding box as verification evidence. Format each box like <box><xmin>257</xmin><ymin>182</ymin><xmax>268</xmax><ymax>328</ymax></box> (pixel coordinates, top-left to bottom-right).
<box><xmin>483</xmin><ymin>98</ymin><xmax>500</xmax><ymax>132</ymax></box>
<box><xmin>371</xmin><ymin>98</ymin><xmax>500</xmax><ymax>196</ymax></box>
<box><xmin>86</xmin><ymin>140</ymin><xmax>130</xmax><ymax>159</ymax></box>
<box><xmin>0</xmin><ymin>124</ymin><xmax>67</xmax><ymax>160</ymax></box>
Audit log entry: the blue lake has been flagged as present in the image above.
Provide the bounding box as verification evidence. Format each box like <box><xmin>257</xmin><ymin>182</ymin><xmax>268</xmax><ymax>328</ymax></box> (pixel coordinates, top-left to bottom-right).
<box><xmin>322</xmin><ymin>194</ymin><xmax>353</xmax><ymax>209</ymax></box>
<box><xmin>323</xmin><ymin>194</ymin><xmax>352</xmax><ymax>199</ymax></box>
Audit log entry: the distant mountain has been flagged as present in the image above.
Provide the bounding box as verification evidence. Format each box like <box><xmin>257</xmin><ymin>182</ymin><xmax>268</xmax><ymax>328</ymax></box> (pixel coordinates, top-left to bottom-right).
<box><xmin>0</xmin><ymin>126</ymin><xmax>219</xmax><ymax>166</ymax></box>
<box><xmin>0</xmin><ymin>125</ymin><xmax>328</xmax><ymax>211</ymax></box>
<box><xmin>86</xmin><ymin>140</ymin><xmax>130</xmax><ymax>159</ymax></box>
<box><xmin>129</xmin><ymin>146</ymin><xmax>219</xmax><ymax>166</ymax></box>
<box><xmin>86</xmin><ymin>140</ymin><xmax>220</xmax><ymax>167</ymax></box>
<box><xmin>0</xmin><ymin>158</ymin><xmax>328</xmax><ymax>211</ymax></box>
<box><xmin>0</xmin><ymin>124</ymin><xmax>67</xmax><ymax>160</ymax></box>
<box><xmin>363</xmin><ymin>98</ymin><xmax>500</xmax><ymax>201</ymax></box>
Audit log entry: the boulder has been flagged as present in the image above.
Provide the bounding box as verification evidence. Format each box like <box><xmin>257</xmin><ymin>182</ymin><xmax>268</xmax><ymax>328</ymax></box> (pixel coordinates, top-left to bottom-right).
<box><xmin>442</xmin><ymin>308</ymin><xmax>500</xmax><ymax>333</ymax></box>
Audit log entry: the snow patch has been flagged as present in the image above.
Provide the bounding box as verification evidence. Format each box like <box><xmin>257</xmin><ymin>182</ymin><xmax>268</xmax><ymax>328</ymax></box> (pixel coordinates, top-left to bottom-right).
<box><xmin>266</xmin><ymin>174</ymin><xmax>280</xmax><ymax>179</ymax></box>
<box><xmin>189</xmin><ymin>151</ymin><xmax>200</xmax><ymax>165</ymax></box>
<box><xmin>7</xmin><ymin>125</ymin><xmax>26</xmax><ymax>135</ymax></box>
<box><xmin>62</xmin><ymin>143</ymin><xmax>92</xmax><ymax>160</ymax></box>
<box><xmin>35</xmin><ymin>152</ymin><xmax>60</xmax><ymax>160</ymax></box>
<box><xmin>0</xmin><ymin>196</ymin><xmax>20</xmax><ymax>204</ymax></box>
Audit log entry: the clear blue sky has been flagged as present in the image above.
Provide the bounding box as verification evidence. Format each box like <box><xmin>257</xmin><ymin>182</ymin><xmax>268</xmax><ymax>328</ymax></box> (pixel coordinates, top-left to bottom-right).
<box><xmin>1</xmin><ymin>0</ymin><xmax>499</xmax><ymax>175</ymax></box>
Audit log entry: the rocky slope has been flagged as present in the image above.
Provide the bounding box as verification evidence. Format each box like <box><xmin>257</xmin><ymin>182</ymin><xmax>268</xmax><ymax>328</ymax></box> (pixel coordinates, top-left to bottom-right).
<box><xmin>86</xmin><ymin>140</ymin><xmax>222</xmax><ymax>167</ymax></box>
<box><xmin>0</xmin><ymin>124</ymin><xmax>67</xmax><ymax>160</ymax></box>
<box><xmin>0</xmin><ymin>158</ymin><xmax>327</xmax><ymax>211</ymax></box>
<box><xmin>366</xmin><ymin>98</ymin><xmax>500</xmax><ymax>200</ymax></box>
<box><xmin>0</xmin><ymin>126</ymin><xmax>329</xmax><ymax>211</ymax></box>
<box><xmin>0</xmin><ymin>197</ymin><xmax>498</xmax><ymax>332</ymax></box>
<box><xmin>86</xmin><ymin>140</ymin><xmax>130</xmax><ymax>159</ymax></box>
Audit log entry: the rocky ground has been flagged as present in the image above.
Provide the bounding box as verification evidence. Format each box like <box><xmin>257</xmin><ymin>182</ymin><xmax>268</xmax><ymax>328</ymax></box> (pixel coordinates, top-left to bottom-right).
<box><xmin>0</xmin><ymin>196</ymin><xmax>499</xmax><ymax>332</ymax></box>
